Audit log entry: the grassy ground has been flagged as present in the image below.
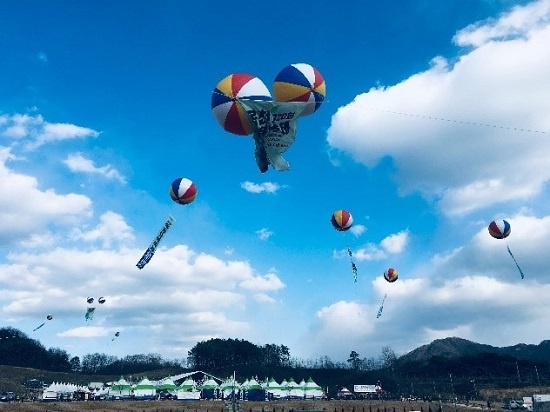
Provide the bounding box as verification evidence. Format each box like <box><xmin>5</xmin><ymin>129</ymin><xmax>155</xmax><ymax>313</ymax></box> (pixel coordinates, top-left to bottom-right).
<box><xmin>0</xmin><ymin>399</ymin><xmax>507</xmax><ymax>412</ymax></box>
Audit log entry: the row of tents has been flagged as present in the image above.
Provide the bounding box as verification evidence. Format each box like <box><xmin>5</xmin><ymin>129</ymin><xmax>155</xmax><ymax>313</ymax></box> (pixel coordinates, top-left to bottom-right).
<box><xmin>41</xmin><ymin>373</ymin><xmax>326</xmax><ymax>402</ymax></box>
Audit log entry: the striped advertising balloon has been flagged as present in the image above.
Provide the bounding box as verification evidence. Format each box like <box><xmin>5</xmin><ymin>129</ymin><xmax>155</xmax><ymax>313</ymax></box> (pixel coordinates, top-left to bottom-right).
<box><xmin>273</xmin><ymin>63</ymin><xmax>325</xmax><ymax>116</ymax></box>
<box><xmin>488</xmin><ymin>219</ymin><xmax>511</xmax><ymax>239</ymax></box>
<box><xmin>331</xmin><ymin>209</ymin><xmax>353</xmax><ymax>231</ymax></box>
<box><xmin>169</xmin><ymin>177</ymin><xmax>197</xmax><ymax>205</ymax></box>
<box><xmin>211</xmin><ymin>73</ymin><xmax>272</xmax><ymax>135</ymax></box>
<box><xmin>384</xmin><ymin>268</ymin><xmax>399</xmax><ymax>283</ymax></box>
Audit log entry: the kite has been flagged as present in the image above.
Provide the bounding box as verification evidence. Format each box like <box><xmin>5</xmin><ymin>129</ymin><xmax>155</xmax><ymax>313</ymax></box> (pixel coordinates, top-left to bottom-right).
<box><xmin>376</xmin><ymin>294</ymin><xmax>387</xmax><ymax>319</ymax></box>
<box><xmin>85</xmin><ymin>307</ymin><xmax>95</xmax><ymax>321</ymax></box>
<box><xmin>170</xmin><ymin>178</ymin><xmax>197</xmax><ymax>205</ymax></box>
<box><xmin>136</xmin><ymin>215</ymin><xmax>175</xmax><ymax>269</ymax></box>
<box><xmin>33</xmin><ymin>314</ymin><xmax>53</xmax><ymax>331</ymax></box>
<box><xmin>98</xmin><ymin>297</ymin><xmax>106</xmax><ymax>304</ymax></box>
<box><xmin>331</xmin><ymin>210</ymin><xmax>358</xmax><ymax>282</ymax></box>
<box><xmin>348</xmin><ymin>252</ymin><xmax>359</xmax><ymax>283</ymax></box>
<box><xmin>507</xmin><ymin>245</ymin><xmax>525</xmax><ymax>280</ymax></box>
<box><xmin>85</xmin><ymin>296</ymin><xmax>96</xmax><ymax>322</ymax></box>
<box><xmin>111</xmin><ymin>331</ymin><xmax>121</xmax><ymax>342</ymax></box>
<box><xmin>488</xmin><ymin>219</ymin><xmax>524</xmax><ymax>279</ymax></box>
<box><xmin>211</xmin><ymin>64</ymin><xmax>325</xmax><ymax>173</ymax></box>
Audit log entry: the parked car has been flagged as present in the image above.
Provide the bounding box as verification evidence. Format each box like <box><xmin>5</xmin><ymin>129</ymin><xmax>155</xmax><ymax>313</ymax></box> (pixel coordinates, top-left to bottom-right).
<box><xmin>503</xmin><ymin>399</ymin><xmax>524</xmax><ymax>409</ymax></box>
<box><xmin>0</xmin><ymin>392</ymin><xmax>16</xmax><ymax>402</ymax></box>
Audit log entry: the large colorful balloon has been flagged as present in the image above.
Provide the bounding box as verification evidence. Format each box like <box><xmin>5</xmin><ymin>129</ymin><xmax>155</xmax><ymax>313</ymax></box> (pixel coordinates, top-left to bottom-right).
<box><xmin>384</xmin><ymin>268</ymin><xmax>398</xmax><ymax>283</ymax></box>
<box><xmin>211</xmin><ymin>73</ymin><xmax>272</xmax><ymax>135</ymax></box>
<box><xmin>169</xmin><ymin>177</ymin><xmax>197</xmax><ymax>205</ymax></box>
<box><xmin>331</xmin><ymin>210</ymin><xmax>353</xmax><ymax>231</ymax></box>
<box><xmin>488</xmin><ymin>219</ymin><xmax>511</xmax><ymax>239</ymax></box>
<box><xmin>273</xmin><ymin>63</ymin><xmax>325</xmax><ymax>116</ymax></box>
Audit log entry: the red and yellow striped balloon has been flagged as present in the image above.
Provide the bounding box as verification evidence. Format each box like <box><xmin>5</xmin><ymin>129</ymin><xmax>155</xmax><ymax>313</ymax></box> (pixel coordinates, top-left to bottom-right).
<box><xmin>384</xmin><ymin>268</ymin><xmax>398</xmax><ymax>283</ymax></box>
<box><xmin>331</xmin><ymin>209</ymin><xmax>353</xmax><ymax>231</ymax></box>
<box><xmin>273</xmin><ymin>63</ymin><xmax>325</xmax><ymax>116</ymax></box>
<box><xmin>211</xmin><ymin>73</ymin><xmax>272</xmax><ymax>135</ymax></box>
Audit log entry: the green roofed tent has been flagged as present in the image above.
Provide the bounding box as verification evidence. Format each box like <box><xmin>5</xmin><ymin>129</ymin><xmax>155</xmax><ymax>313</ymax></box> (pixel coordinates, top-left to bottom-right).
<box><xmin>200</xmin><ymin>377</ymin><xmax>219</xmax><ymax>399</ymax></box>
<box><xmin>303</xmin><ymin>377</ymin><xmax>324</xmax><ymax>399</ymax></box>
<box><xmin>244</xmin><ymin>377</ymin><xmax>265</xmax><ymax>401</ymax></box>
<box><xmin>220</xmin><ymin>376</ymin><xmax>240</xmax><ymax>400</ymax></box>
<box><xmin>265</xmin><ymin>377</ymin><xmax>284</xmax><ymax>400</ymax></box>
<box><xmin>286</xmin><ymin>378</ymin><xmax>303</xmax><ymax>399</ymax></box>
<box><xmin>133</xmin><ymin>377</ymin><xmax>156</xmax><ymax>400</ymax></box>
<box><xmin>176</xmin><ymin>378</ymin><xmax>200</xmax><ymax>400</ymax></box>
<box><xmin>158</xmin><ymin>377</ymin><xmax>178</xmax><ymax>392</ymax></box>
<box><xmin>109</xmin><ymin>377</ymin><xmax>132</xmax><ymax>399</ymax></box>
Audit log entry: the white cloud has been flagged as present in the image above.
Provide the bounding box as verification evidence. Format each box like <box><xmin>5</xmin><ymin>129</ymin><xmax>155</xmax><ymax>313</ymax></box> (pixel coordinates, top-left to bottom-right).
<box><xmin>0</xmin><ymin>240</ymin><xmax>286</xmax><ymax>358</ymax></box>
<box><xmin>0</xmin><ymin>147</ymin><xmax>92</xmax><ymax>245</ymax></box>
<box><xmin>256</xmin><ymin>228</ymin><xmax>274</xmax><ymax>241</ymax></box>
<box><xmin>349</xmin><ymin>224</ymin><xmax>367</xmax><ymax>237</ymax></box>
<box><xmin>241</xmin><ymin>181</ymin><xmax>283</xmax><ymax>194</ymax></box>
<box><xmin>253</xmin><ymin>293</ymin><xmax>278</xmax><ymax>304</ymax></box>
<box><xmin>454</xmin><ymin>0</ymin><xmax>550</xmax><ymax>48</ymax></box>
<box><xmin>380</xmin><ymin>230</ymin><xmax>409</xmax><ymax>254</ymax></box>
<box><xmin>239</xmin><ymin>272</ymin><xmax>285</xmax><ymax>292</ymax></box>
<box><xmin>327</xmin><ymin>1</ymin><xmax>550</xmax><ymax>216</ymax></box>
<box><xmin>64</xmin><ymin>153</ymin><xmax>126</xmax><ymax>184</ymax></box>
<box><xmin>69</xmin><ymin>211</ymin><xmax>135</xmax><ymax>247</ymax></box>
<box><xmin>0</xmin><ymin>113</ymin><xmax>99</xmax><ymax>150</ymax></box>
<box><xmin>350</xmin><ymin>230</ymin><xmax>409</xmax><ymax>261</ymax></box>
<box><xmin>58</xmin><ymin>326</ymin><xmax>109</xmax><ymax>338</ymax></box>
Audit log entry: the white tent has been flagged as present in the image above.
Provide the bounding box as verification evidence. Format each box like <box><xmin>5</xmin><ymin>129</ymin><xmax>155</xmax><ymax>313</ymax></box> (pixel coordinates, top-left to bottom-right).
<box><xmin>303</xmin><ymin>377</ymin><xmax>324</xmax><ymax>399</ymax></box>
<box><xmin>109</xmin><ymin>377</ymin><xmax>132</xmax><ymax>399</ymax></box>
<box><xmin>42</xmin><ymin>381</ymin><xmax>82</xmax><ymax>402</ymax></box>
<box><xmin>133</xmin><ymin>377</ymin><xmax>156</xmax><ymax>400</ymax></box>
<box><xmin>176</xmin><ymin>377</ymin><xmax>201</xmax><ymax>400</ymax></box>
<box><xmin>286</xmin><ymin>378</ymin><xmax>303</xmax><ymax>399</ymax></box>
<box><xmin>220</xmin><ymin>376</ymin><xmax>240</xmax><ymax>400</ymax></box>
<box><xmin>264</xmin><ymin>377</ymin><xmax>284</xmax><ymax>400</ymax></box>
<box><xmin>158</xmin><ymin>377</ymin><xmax>178</xmax><ymax>393</ymax></box>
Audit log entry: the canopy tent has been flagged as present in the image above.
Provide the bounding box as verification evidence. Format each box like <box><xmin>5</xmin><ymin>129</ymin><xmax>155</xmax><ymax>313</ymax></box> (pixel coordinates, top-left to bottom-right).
<box><xmin>337</xmin><ymin>386</ymin><xmax>354</xmax><ymax>399</ymax></box>
<box><xmin>109</xmin><ymin>377</ymin><xmax>132</xmax><ymax>399</ymax></box>
<box><xmin>200</xmin><ymin>377</ymin><xmax>220</xmax><ymax>399</ymax></box>
<box><xmin>303</xmin><ymin>377</ymin><xmax>325</xmax><ymax>399</ymax></box>
<box><xmin>176</xmin><ymin>377</ymin><xmax>201</xmax><ymax>401</ymax></box>
<box><xmin>158</xmin><ymin>377</ymin><xmax>178</xmax><ymax>392</ymax></box>
<box><xmin>243</xmin><ymin>377</ymin><xmax>265</xmax><ymax>401</ymax></box>
<box><xmin>220</xmin><ymin>376</ymin><xmax>240</xmax><ymax>400</ymax></box>
<box><xmin>286</xmin><ymin>377</ymin><xmax>303</xmax><ymax>399</ymax></box>
<box><xmin>133</xmin><ymin>377</ymin><xmax>156</xmax><ymax>400</ymax></box>
<box><xmin>264</xmin><ymin>377</ymin><xmax>284</xmax><ymax>400</ymax></box>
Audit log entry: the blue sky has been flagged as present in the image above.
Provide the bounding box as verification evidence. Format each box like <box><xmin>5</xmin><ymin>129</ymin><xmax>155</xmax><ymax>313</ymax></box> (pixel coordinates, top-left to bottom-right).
<box><xmin>1</xmin><ymin>0</ymin><xmax>550</xmax><ymax>365</ymax></box>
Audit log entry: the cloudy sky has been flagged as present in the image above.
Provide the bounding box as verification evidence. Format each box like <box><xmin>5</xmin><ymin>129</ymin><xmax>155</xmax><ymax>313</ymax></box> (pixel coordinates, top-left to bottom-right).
<box><xmin>1</xmin><ymin>0</ymin><xmax>550</xmax><ymax>365</ymax></box>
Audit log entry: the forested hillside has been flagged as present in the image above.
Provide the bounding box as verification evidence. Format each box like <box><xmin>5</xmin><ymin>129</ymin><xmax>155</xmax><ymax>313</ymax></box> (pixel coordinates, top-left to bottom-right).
<box><xmin>2</xmin><ymin>327</ymin><xmax>550</xmax><ymax>401</ymax></box>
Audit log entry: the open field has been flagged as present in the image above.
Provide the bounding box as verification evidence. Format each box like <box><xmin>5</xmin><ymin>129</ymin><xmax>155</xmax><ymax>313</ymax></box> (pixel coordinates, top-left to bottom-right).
<box><xmin>0</xmin><ymin>399</ymin><xmax>509</xmax><ymax>412</ymax></box>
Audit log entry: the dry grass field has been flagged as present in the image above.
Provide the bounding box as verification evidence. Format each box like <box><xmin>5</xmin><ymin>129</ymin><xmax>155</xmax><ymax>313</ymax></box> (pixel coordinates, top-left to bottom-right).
<box><xmin>0</xmin><ymin>399</ymin><xmax>507</xmax><ymax>412</ymax></box>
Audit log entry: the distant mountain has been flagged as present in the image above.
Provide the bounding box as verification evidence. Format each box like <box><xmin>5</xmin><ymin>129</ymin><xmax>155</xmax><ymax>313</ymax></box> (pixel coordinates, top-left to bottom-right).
<box><xmin>399</xmin><ymin>337</ymin><xmax>550</xmax><ymax>364</ymax></box>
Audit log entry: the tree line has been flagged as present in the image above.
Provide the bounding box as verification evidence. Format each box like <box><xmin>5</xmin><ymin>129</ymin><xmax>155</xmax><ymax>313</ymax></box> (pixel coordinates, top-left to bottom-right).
<box><xmin>2</xmin><ymin>326</ymin><xmax>549</xmax><ymax>400</ymax></box>
<box><xmin>0</xmin><ymin>327</ymin><xmax>396</xmax><ymax>376</ymax></box>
